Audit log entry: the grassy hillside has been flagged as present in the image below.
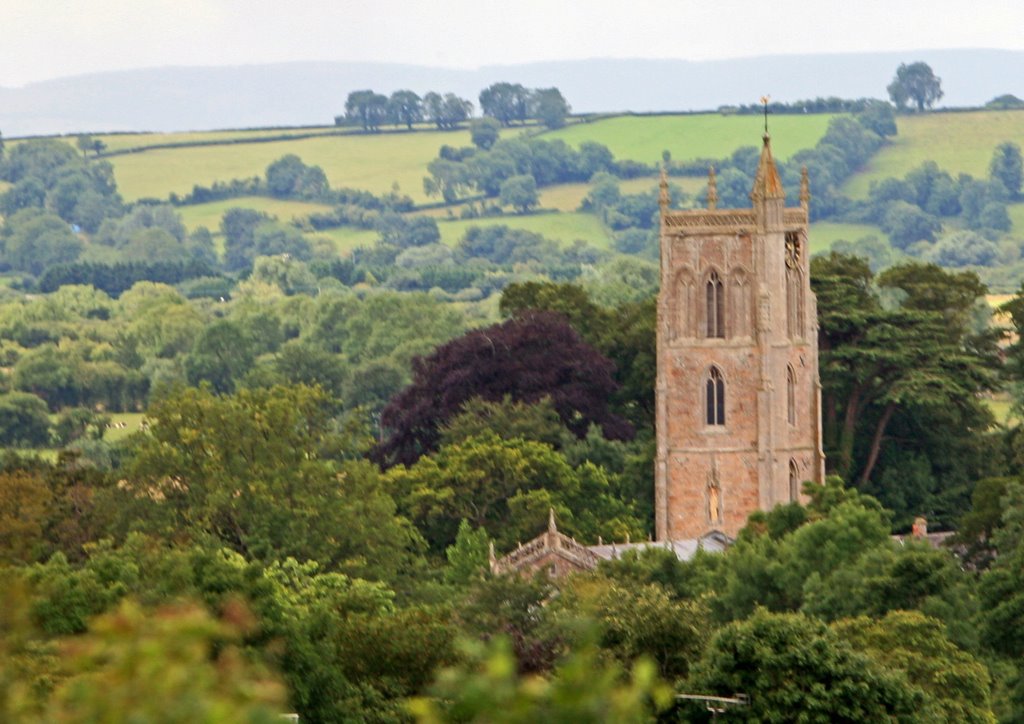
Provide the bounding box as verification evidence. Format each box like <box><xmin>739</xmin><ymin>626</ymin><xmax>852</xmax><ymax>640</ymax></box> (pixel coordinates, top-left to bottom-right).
<box><xmin>103</xmin><ymin>114</ymin><xmax>836</xmax><ymax>205</ymax></box>
<box><xmin>299</xmin><ymin>212</ymin><xmax>613</xmax><ymax>258</ymax></box>
<box><xmin>537</xmin><ymin>176</ymin><xmax>701</xmax><ymax>212</ymax></box>
<box><xmin>96</xmin><ymin>127</ymin><xmax>341</xmax><ymax>152</ymax></box>
<box><xmin>808</xmin><ymin>222</ymin><xmax>891</xmax><ymax>255</ymax></box>
<box><xmin>307</xmin><ymin>226</ymin><xmax>378</xmax><ymax>255</ymax></box>
<box><xmin>437</xmin><ymin>212</ymin><xmax>614</xmax><ymax>249</ymax></box>
<box><xmin>177</xmin><ymin>196</ymin><xmax>335</xmax><ymax>232</ymax></box>
<box><xmin>543</xmin><ymin>114</ymin><xmax>840</xmax><ymax>163</ymax></box>
<box><xmin>109</xmin><ymin>129</ymin><xmax>472</xmax><ymax>203</ymax></box>
<box><xmin>103</xmin><ymin>413</ymin><xmax>147</xmax><ymax>441</ymax></box>
<box><xmin>17</xmin><ymin>110</ymin><xmax>1023</xmax><ymax>277</ymax></box>
<box><xmin>843</xmin><ymin>110</ymin><xmax>1024</xmax><ymax>198</ymax></box>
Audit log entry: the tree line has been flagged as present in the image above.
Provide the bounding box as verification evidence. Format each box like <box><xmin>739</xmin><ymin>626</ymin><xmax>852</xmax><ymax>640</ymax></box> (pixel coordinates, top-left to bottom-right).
<box><xmin>338</xmin><ymin>82</ymin><xmax>571</xmax><ymax>133</ymax></box>
<box><xmin>4</xmin><ymin>258</ymin><xmax>1024</xmax><ymax>716</ymax></box>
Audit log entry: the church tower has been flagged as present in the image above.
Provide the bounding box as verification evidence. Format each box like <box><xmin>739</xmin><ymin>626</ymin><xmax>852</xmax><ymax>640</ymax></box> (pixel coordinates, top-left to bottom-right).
<box><xmin>654</xmin><ymin>134</ymin><xmax>825</xmax><ymax>541</ymax></box>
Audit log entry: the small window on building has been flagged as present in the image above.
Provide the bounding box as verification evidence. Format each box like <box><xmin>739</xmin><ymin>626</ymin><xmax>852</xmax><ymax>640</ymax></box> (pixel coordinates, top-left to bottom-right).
<box><xmin>706</xmin><ymin>366</ymin><xmax>725</xmax><ymax>426</ymax></box>
<box><xmin>787</xmin><ymin>365</ymin><xmax>796</xmax><ymax>426</ymax></box>
<box><xmin>789</xmin><ymin>459</ymin><xmax>800</xmax><ymax>501</ymax></box>
<box><xmin>706</xmin><ymin>271</ymin><xmax>725</xmax><ymax>338</ymax></box>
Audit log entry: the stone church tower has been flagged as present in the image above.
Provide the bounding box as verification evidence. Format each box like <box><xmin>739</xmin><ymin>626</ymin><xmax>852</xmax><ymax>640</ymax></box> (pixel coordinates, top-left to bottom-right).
<box><xmin>655</xmin><ymin>134</ymin><xmax>825</xmax><ymax>541</ymax></box>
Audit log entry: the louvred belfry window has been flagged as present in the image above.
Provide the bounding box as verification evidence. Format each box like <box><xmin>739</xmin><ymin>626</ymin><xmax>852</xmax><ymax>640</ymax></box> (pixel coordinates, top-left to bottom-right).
<box><xmin>706</xmin><ymin>367</ymin><xmax>725</xmax><ymax>426</ymax></box>
<box><xmin>706</xmin><ymin>271</ymin><xmax>725</xmax><ymax>338</ymax></box>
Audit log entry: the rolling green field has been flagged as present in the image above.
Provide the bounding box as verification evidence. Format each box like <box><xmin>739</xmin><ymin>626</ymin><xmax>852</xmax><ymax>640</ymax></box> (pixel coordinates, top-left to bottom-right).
<box><xmin>109</xmin><ymin>129</ymin><xmax>472</xmax><ymax>203</ymax></box>
<box><xmin>315</xmin><ymin>212</ymin><xmax>886</xmax><ymax>258</ymax></box>
<box><xmin>44</xmin><ymin>412</ymin><xmax>146</xmax><ymax>442</ymax></box>
<box><xmin>304</xmin><ymin>212</ymin><xmax>614</xmax><ymax>256</ymax></box>
<box><xmin>843</xmin><ymin>110</ymin><xmax>1024</xmax><ymax>198</ymax></box>
<box><xmin>306</xmin><ymin>226</ymin><xmax>378</xmax><ymax>255</ymax></box>
<box><xmin>807</xmin><ymin>222</ymin><xmax>890</xmax><ymax>254</ymax></box>
<box><xmin>437</xmin><ymin>212</ymin><xmax>614</xmax><ymax>249</ymax></box>
<box><xmin>538</xmin><ymin>176</ymin><xmax>666</xmax><ymax>212</ymax></box>
<box><xmin>102</xmin><ymin>413</ymin><xmax>147</xmax><ymax>441</ymax></box>
<box><xmin>543</xmin><ymin>114</ymin><xmax>840</xmax><ymax>164</ymax></box>
<box><xmin>536</xmin><ymin>176</ymin><xmax>707</xmax><ymax>212</ymax></box>
<box><xmin>11</xmin><ymin>111</ymin><xmax>1023</xmax><ymax>274</ymax></box>
<box><xmin>177</xmin><ymin>196</ymin><xmax>335</xmax><ymax>232</ymax></box>
<box><xmin>96</xmin><ymin>127</ymin><xmax>341</xmax><ymax>152</ymax></box>
<box><xmin>1008</xmin><ymin>203</ymin><xmax>1024</xmax><ymax>234</ymax></box>
<box><xmin>28</xmin><ymin>412</ymin><xmax>146</xmax><ymax>461</ymax></box>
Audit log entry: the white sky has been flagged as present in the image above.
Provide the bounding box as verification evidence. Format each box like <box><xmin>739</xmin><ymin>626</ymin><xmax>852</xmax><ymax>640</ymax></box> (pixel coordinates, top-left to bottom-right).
<box><xmin>3</xmin><ymin>0</ymin><xmax>1024</xmax><ymax>87</ymax></box>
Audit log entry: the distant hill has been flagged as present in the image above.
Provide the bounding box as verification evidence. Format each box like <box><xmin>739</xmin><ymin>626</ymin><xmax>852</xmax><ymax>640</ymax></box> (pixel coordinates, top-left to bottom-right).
<box><xmin>3</xmin><ymin>49</ymin><xmax>1024</xmax><ymax>137</ymax></box>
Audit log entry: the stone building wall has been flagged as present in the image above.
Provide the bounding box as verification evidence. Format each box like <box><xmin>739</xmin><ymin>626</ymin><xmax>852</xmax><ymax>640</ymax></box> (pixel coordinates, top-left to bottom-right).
<box><xmin>655</xmin><ymin>135</ymin><xmax>825</xmax><ymax>541</ymax></box>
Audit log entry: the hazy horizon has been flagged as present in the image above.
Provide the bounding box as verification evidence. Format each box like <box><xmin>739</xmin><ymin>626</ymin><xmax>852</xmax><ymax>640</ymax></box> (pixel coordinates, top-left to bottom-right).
<box><xmin>5</xmin><ymin>0</ymin><xmax>1024</xmax><ymax>88</ymax></box>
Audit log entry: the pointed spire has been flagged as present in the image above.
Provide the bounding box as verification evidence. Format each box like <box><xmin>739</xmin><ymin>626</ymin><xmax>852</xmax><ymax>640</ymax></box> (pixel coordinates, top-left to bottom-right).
<box><xmin>548</xmin><ymin>507</ymin><xmax>557</xmax><ymax>534</ymax></box>
<box><xmin>750</xmin><ymin>134</ymin><xmax>785</xmax><ymax>202</ymax></box>
<box><xmin>658</xmin><ymin>164</ymin><xmax>670</xmax><ymax>211</ymax></box>
<box><xmin>706</xmin><ymin>166</ymin><xmax>719</xmax><ymax>210</ymax></box>
<box><xmin>800</xmin><ymin>165</ymin><xmax>810</xmax><ymax>212</ymax></box>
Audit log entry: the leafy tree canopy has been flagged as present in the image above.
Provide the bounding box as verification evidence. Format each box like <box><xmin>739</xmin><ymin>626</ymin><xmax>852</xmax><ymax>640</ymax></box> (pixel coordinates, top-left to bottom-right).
<box><xmin>688</xmin><ymin>609</ymin><xmax>923</xmax><ymax>723</ymax></box>
<box><xmin>376</xmin><ymin>312</ymin><xmax>633</xmax><ymax>467</ymax></box>
<box><xmin>887</xmin><ymin>61</ymin><xmax>944</xmax><ymax>112</ymax></box>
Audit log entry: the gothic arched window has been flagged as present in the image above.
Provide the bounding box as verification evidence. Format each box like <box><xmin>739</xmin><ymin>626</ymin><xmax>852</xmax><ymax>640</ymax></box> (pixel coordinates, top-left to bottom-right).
<box><xmin>786</xmin><ymin>365</ymin><xmax>796</xmax><ymax>426</ymax></box>
<box><xmin>706</xmin><ymin>366</ymin><xmax>725</xmax><ymax>426</ymax></box>
<box><xmin>706</xmin><ymin>271</ymin><xmax>725</xmax><ymax>338</ymax></box>
<box><xmin>789</xmin><ymin>459</ymin><xmax>800</xmax><ymax>501</ymax></box>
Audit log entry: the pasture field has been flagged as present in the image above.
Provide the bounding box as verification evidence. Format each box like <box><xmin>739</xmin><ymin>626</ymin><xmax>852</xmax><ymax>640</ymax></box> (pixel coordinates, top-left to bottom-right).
<box><xmin>985</xmin><ymin>393</ymin><xmax>1018</xmax><ymax>426</ymax></box>
<box><xmin>177</xmin><ymin>196</ymin><xmax>335</xmax><ymax>232</ymax></box>
<box><xmin>418</xmin><ymin>204</ymin><xmax>474</xmax><ymax>219</ymax></box>
<box><xmin>306</xmin><ymin>226</ymin><xmax>378</xmax><ymax>256</ymax></box>
<box><xmin>807</xmin><ymin>222</ymin><xmax>890</xmax><ymax>255</ymax></box>
<box><xmin>437</xmin><ymin>212</ymin><xmax>614</xmax><ymax>249</ymax></box>
<box><xmin>542</xmin><ymin>113</ymin><xmax>840</xmax><ymax>164</ymax></box>
<box><xmin>96</xmin><ymin>127</ymin><xmax>341</xmax><ymax>152</ymax></box>
<box><xmin>26</xmin><ymin>412</ymin><xmax>146</xmax><ymax>461</ymax></box>
<box><xmin>843</xmin><ymin>110</ymin><xmax>1024</xmax><ymax>198</ymax></box>
<box><xmin>102</xmin><ymin>412</ymin><xmax>147</xmax><ymax>441</ymax></box>
<box><xmin>1008</xmin><ymin>203</ymin><xmax>1024</xmax><ymax>234</ymax></box>
<box><xmin>43</xmin><ymin>411</ymin><xmax>146</xmax><ymax>443</ymax></box>
<box><xmin>537</xmin><ymin>176</ymin><xmax>705</xmax><ymax>212</ymax></box>
<box><xmin>109</xmin><ymin>129</ymin><xmax>473</xmax><ymax>203</ymax></box>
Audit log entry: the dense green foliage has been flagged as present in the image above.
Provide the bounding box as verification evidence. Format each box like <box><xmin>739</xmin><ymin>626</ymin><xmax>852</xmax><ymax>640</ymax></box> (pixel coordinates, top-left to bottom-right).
<box><xmin>3</xmin><ymin>451</ymin><xmax>1016</xmax><ymax>722</ymax></box>
<box><xmin>339</xmin><ymin>88</ymin><xmax>475</xmax><ymax>132</ymax></box>
<box><xmin>888</xmin><ymin>62</ymin><xmax>944</xmax><ymax>112</ymax></box>
<box><xmin>8</xmin><ymin>85</ymin><xmax>1024</xmax><ymax>721</ymax></box>
<box><xmin>812</xmin><ymin>254</ymin><xmax>1000</xmax><ymax>527</ymax></box>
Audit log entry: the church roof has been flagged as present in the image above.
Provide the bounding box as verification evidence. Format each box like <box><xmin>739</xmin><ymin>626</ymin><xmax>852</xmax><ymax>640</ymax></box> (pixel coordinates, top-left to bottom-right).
<box><xmin>490</xmin><ymin>511</ymin><xmax>600</xmax><ymax>576</ymax></box>
<box><xmin>750</xmin><ymin>133</ymin><xmax>785</xmax><ymax>202</ymax></box>
<box><xmin>588</xmin><ymin>530</ymin><xmax>733</xmax><ymax>562</ymax></box>
<box><xmin>490</xmin><ymin>511</ymin><xmax>733</xmax><ymax>578</ymax></box>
